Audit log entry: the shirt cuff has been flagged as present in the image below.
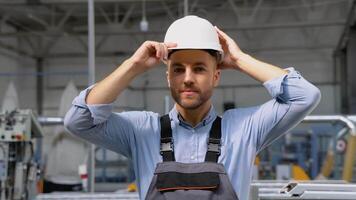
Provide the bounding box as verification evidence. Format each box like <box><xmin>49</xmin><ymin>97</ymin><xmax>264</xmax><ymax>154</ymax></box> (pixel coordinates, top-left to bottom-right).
<box><xmin>72</xmin><ymin>85</ymin><xmax>113</xmax><ymax>125</ymax></box>
<box><xmin>263</xmin><ymin>67</ymin><xmax>300</xmax><ymax>98</ymax></box>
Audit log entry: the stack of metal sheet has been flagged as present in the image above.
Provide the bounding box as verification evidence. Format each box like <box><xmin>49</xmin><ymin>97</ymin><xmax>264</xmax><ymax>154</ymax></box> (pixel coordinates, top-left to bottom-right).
<box><xmin>250</xmin><ymin>180</ymin><xmax>356</xmax><ymax>200</ymax></box>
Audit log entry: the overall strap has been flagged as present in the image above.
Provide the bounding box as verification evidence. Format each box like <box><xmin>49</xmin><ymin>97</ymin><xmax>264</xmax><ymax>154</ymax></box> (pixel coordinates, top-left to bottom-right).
<box><xmin>205</xmin><ymin>116</ymin><xmax>222</xmax><ymax>163</ymax></box>
<box><xmin>160</xmin><ymin>114</ymin><xmax>175</xmax><ymax>161</ymax></box>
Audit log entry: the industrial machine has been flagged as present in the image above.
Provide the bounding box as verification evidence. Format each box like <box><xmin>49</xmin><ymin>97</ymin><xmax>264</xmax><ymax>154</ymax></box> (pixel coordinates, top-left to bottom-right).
<box><xmin>0</xmin><ymin>109</ymin><xmax>43</xmax><ymax>200</ymax></box>
<box><xmin>257</xmin><ymin>126</ymin><xmax>334</xmax><ymax>180</ymax></box>
<box><xmin>256</xmin><ymin>115</ymin><xmax>356</xmax><ymax>182</ymax></box>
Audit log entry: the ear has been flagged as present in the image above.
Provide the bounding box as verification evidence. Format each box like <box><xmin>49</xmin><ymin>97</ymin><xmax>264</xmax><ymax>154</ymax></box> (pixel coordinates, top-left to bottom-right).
<box><xmin>213</xmin><ymin>68</ymin><xmax>221</xmax><ymax>87</ymax></box>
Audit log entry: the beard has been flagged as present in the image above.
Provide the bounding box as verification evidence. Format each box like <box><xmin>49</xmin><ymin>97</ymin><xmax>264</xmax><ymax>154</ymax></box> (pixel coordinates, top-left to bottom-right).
<box><xmin>170</xmin><ymin>86</ymin><xmax>213</xmax><ymax>110</ymax></box>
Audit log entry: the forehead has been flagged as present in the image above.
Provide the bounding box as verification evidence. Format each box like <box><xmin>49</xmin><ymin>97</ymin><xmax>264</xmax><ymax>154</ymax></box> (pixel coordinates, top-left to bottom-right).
<box><xmin>169</xmin><ymin>49</ymin><xmax>215</xmax><ymax>65</ymax></box>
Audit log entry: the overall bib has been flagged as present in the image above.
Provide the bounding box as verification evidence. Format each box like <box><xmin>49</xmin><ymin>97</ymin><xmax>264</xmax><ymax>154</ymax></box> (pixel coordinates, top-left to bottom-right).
<box><xmin>145</xmin><ymin>115</ymin><xmax>239</xmax><ymax>200</ymax></box>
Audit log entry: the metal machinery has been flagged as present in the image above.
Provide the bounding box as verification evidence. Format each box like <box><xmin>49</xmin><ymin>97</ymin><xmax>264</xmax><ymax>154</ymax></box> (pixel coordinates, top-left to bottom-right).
<box><xmin>258</xmin><ymin>125</ymin><xmax>336</xmax><ymax>180</ymax></box>
<box><xmin>250</xmin><ymin>115</ymin><xmax>356</xmax><ymax>199</ymax></box>
<box><xmin>0</xmin><ymin>110</ymin><xmax>43</xmax><ymax>200</ymax></box>
<box><xmin>257</xmin><ymin>115</ymin><xmax>356</xmax><ymax>182</ymax></box>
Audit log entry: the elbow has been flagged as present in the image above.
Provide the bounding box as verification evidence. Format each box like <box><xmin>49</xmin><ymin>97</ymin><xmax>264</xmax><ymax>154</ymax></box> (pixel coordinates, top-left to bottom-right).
<box><xmin>63</xmin><ymin>108</ymin><xmax>78</xmax><ymax>134</ymax></box>
<box><xmin>63</xmin><ymin>106</ymin><xmax>98</xmax><ymax>137</ymax></box>
<box><xmin>63</xmin><ymin>107</ymin><xmax>90</xmax><ymax>135</ymax></box>
<box><xmin>305</xmin><ymin>85</ymin><xmax>321</xmax><ymax>110</ymax></box>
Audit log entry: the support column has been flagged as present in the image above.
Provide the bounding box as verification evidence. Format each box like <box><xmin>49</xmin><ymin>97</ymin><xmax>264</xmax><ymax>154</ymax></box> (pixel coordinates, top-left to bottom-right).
<box><xmin>36</xmin><ymin>57</ymin><xmax>43</xmax><ymax>115</ymax></box>
<box><xmin>88</xmin><ymin>0</ymin><xmax>96</xmax><ymax>193</ymax></box>
<box><xmin>347</xmin><ymin>27</ymin><xmax>356</xmax><ymax>113</ymax></box>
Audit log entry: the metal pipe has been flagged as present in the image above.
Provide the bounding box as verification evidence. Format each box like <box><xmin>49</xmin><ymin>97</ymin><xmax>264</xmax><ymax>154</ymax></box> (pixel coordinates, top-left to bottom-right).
<box><xmin>184</xmin><ymin>0</ymin><xmax>188</xmax><ymax>16</ymax></box>
<box><xmin>88</xmin><ymin>0</ymin><xmax>96</xmax><ymax>193</ymax></box>
<box><xmin>37</xmin><ymin>117</ymin><xmax>64</xmax><ymax>125</ymax></box>
<box><xmin>347</xmin><ymin>115</ymin><xmax>356</xmax><ymax>122</ymax></box>
<box><xmin>303</xmin><ymin>115</ymin><xmax>356</xmax><ymax>136</ymax></box>
<box><xmin>88</xmin><ymin>0</ymin><xmax>96</xmax><ymax>86</ymax></box>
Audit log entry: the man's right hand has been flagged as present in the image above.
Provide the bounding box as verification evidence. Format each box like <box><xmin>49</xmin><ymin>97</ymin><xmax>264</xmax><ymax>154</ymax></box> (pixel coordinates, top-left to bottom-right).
<box><xmin>128</xmin><ymin>41</ymin><xmax>177</xmax><ymax>74</ymax></box>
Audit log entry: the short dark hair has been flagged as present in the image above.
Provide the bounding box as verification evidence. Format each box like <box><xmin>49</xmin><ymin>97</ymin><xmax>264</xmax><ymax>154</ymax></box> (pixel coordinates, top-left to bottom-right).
<box><xmin>168</xmin><ymin>49</ymin><xmax>220</xmax><ymax>62</ymax></box>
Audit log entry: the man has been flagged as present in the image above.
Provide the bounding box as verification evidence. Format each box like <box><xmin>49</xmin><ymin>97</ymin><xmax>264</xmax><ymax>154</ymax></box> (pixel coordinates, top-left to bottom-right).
<box><xmin>64</xmin><ymin>16</ymin><xmax>320</xmax><ymax>200</ymax></box>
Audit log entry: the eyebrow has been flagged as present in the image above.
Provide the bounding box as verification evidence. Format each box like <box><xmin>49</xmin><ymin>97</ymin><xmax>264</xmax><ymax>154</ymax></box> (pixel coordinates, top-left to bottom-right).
<box><xmin>170</xmin><ymin>62</ymin><xmax>207</xmax><ymax>67</ymax></box>
<box><xmin>171</xmin><ymin>63</ymin><xmax>184</xmax><ymax>67</ymax></box>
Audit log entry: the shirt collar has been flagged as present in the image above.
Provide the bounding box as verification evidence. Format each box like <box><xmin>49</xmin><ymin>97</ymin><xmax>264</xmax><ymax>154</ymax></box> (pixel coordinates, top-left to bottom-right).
<box><xmin>169</xmin><ymin>104</ymin><xmax>217</xmax><ymax>128</ymax></box>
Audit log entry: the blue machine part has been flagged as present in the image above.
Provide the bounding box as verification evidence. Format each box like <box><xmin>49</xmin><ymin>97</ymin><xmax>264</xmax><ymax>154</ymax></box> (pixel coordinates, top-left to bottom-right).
<box><xmin>258</xmin><ymin>122</ymin><xmax>342</xmax><ymax>179</ymax></box>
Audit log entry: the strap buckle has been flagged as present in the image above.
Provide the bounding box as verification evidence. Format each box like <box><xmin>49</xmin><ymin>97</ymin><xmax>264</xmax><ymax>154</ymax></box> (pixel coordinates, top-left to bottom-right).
<box><xmin>160</xmin><ymin>140</ymin><xmax>174</xmax><ymax>155</ymax></box>
<box><xmin>207</xmin><ymin>138</ymin><xmax>221</xmax><ymax>155</ymax></box>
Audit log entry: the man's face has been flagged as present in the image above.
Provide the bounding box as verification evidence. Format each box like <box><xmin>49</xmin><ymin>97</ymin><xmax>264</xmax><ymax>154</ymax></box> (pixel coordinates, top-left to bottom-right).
<box><xmin>167</xmin><ymin>50</ymin><xmax>221</xmax><ymax>110</ymax></box>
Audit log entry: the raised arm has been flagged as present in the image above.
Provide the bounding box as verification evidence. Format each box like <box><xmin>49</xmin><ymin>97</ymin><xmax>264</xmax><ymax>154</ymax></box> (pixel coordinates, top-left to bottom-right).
<box><xmin>216</xmin><ymin>27</ymin><xmax>321</xmax><ymax>152</ymax></box>
<box><xmin>215</xmin><ymin>26</ymin><xmax>288</xmax><ymax>82</ymax></box>
<box><xmin>64</xmin><ymin>41</ymin><xmax>176</xmax><ymax>156</ymax></box>
<box><xmin>87</xmin><ymin>41</ymin><xmax>176</xmax><ymax>104</ymax></box>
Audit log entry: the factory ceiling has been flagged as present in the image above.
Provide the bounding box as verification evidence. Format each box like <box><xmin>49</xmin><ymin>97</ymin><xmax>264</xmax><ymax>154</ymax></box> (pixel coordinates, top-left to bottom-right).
<box><xmin>0</xmin><ymin>0</ymin><xmax>354</xmax><ymax>59</ymax></box>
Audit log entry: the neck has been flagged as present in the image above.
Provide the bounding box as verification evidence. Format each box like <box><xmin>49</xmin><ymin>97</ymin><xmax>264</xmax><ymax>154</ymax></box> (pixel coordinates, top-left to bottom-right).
<box><xmin>175</xmin><ymin>100</ymin><xmax>212</xmax><ymax>127</ymax></box>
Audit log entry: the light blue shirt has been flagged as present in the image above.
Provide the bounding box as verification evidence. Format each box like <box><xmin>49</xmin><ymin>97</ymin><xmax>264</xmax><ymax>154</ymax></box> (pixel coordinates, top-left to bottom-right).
<box><xmin>64</xmin><ymin>68</ymin><xmax>321</xmax><ymax>200</ymax></box>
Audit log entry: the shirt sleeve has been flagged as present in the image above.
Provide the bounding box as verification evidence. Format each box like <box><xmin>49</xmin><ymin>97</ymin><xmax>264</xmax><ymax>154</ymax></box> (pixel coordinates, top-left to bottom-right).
<box><xmin>63</xmin><ymin>85</ymin><xmax>149</xmax><ymax>158</ymax></box>
<box><xmin>242</xmin><ymin>68</ymin><xmax>320</xmax><ymax>153</ymax></box>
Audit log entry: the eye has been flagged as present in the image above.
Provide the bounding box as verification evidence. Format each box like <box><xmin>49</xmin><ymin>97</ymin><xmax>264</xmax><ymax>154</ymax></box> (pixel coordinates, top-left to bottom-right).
<box><xmin>194</xmin><ymin>66</ymin><xmax>206</xmax><ymax>72</ymax></box>
<box><xmin>173</xmin><ymin>67</ymin><xmax>184</xmax><ymax>73</ymax></box>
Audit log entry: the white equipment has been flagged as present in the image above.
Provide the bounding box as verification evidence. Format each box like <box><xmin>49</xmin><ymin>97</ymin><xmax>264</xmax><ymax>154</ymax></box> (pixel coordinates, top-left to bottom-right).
<box><xmin>0</xmin><ymin>109</ymin><xmax>43</xmax><ymax>200</ymax></box>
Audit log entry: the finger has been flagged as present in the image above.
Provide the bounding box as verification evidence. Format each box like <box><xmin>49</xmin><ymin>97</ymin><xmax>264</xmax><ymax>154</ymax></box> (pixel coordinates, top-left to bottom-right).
<box><xmin>217</xmin><ymin>33</ymin><xmax>227</xmax><ymax>44</ymax></box>
<box><xmin>159</xmin><ymin>43</ymin><xmax>165</xmax><ymax>59</ymax></box>
<box><xmin>163</xmin><ymin>42</ymin><xmax>177</xmax><ymax>60</ymax></box>
<box><xmin>217</xmin><ymin>32</ymin><xmax>225</xmax><ymax>40</ymax></box>
<box><xmin>215</xmin><ymin>28</ymin><xmax>228</xmax><ymax>46</ymax></box>
<box><xmin>215</xmin><ymin>26</ymin><xmax>232</xmax><ymax>42</ymax></box>
<box><xmin>146</xmin><ymin>41</ymin><xmax>159</xmax><ymax>56</ymax></box>
<box><xmin>164</xmin><ymin>42</ymin><xmax>177</xmax><ymax>48</ymax></box>
<box><xmin>153</xmin><ymin>42</ymin><xmax>162</xmax><ymax>58</ymax></box>
<box><xmin>162</xmin><ymin>43</ymin><xmax>169</xmax><ymax>60</ymax></box>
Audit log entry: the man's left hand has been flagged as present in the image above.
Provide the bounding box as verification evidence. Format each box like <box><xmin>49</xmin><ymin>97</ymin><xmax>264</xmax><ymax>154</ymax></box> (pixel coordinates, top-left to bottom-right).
<box><xmin>215</xmin><ymin>26</ymin><xmax>245</xmax><ymax>70</ymax></box>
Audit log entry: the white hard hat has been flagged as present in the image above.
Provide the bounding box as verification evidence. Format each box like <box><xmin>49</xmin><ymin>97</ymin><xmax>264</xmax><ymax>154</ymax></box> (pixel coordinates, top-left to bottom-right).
<box><xmin>164</xmin><ymin>15</ymin><xmax>223</xmax><ymax>60</ymax></box>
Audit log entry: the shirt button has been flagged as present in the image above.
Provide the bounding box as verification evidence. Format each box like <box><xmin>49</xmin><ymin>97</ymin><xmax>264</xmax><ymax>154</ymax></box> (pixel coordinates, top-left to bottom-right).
<box><xmin>190</xmin><ymin>155</ymin><xmax>195</xmax><ymax>160</ymax></box>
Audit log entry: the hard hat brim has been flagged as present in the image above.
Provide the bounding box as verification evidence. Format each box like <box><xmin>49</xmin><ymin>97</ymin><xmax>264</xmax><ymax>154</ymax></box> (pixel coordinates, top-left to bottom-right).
<box><xmin>167</xmin><ymin>46</ymin><xmax>224</xmax><ymax>63</ymax></box>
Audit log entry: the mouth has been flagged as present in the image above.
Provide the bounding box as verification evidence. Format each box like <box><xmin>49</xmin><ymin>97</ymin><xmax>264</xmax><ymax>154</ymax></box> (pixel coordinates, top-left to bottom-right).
<box><xmin>180</xmin><ymin>89</ymin><xmax>199</xmax><ymax>96</ymax></box>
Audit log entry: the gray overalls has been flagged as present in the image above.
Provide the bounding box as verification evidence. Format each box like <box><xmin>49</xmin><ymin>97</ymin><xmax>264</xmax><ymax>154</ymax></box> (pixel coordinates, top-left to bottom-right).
<box><xmin>145</xmin><ymin>115</ymin><xmax>239</xmax><ymax>200</ymax></box>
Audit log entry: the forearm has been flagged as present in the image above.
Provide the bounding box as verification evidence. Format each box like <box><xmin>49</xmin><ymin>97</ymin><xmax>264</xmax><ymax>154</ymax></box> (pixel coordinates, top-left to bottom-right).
<box><xmin>86</xmin><ymin>59</ymin><xmax>140</xmax><ymax>105</ymax></box>
<box><xmin>236</xmin><ymin>53</ymin><xmax>288</xmax><ymax>83</ymax></box>
<box><xmin>254</xmin><ymin>68</ymin><xmax>321</xmax><ymax>152</ymax></box>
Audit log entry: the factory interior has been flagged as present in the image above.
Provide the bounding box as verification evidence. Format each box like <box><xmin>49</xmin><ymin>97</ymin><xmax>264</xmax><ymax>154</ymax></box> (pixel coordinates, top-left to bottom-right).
<box><xmin>1</xmin><ymin>0</ymin><xmax>356</xmax><ymax>199</ymax></box>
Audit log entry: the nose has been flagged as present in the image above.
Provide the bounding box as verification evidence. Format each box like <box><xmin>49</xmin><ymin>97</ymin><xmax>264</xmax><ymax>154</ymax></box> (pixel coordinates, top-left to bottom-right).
<box><xmin>183</xmin><ymin>68</ymin><xmax>195</xmax><ymax>86</ymax></box>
